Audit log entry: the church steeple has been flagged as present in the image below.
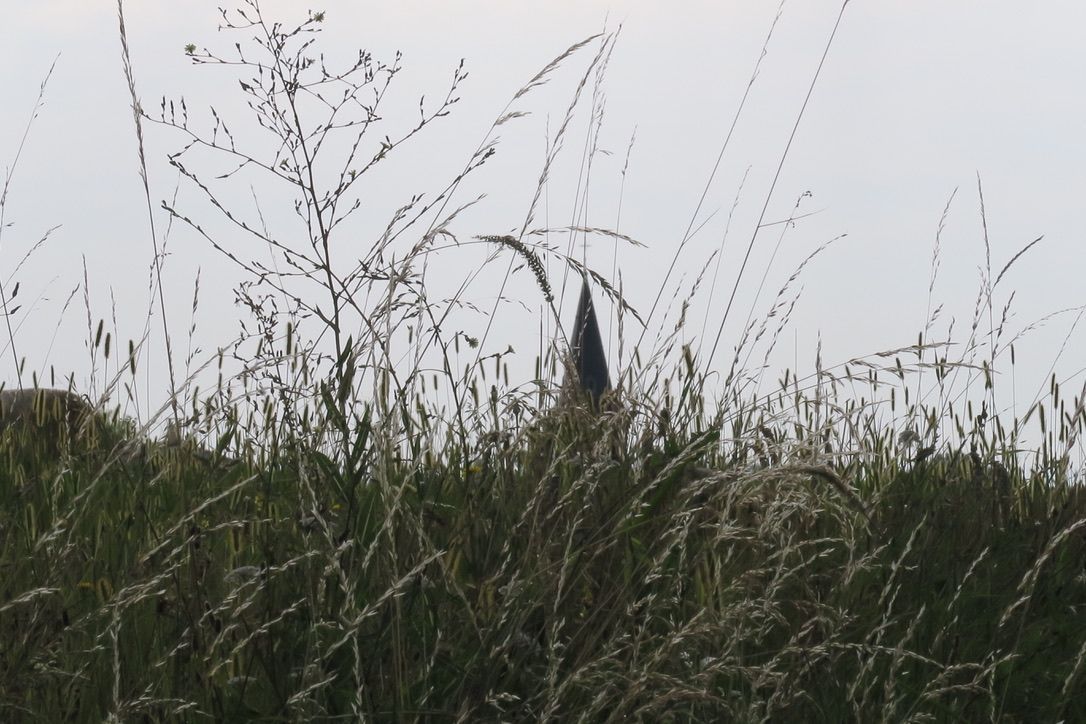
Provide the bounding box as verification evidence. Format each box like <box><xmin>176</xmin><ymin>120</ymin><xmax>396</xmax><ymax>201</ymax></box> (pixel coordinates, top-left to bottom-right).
<box><xmin>568</xmin><ymin>277</ymin><xmax>610</xmax><ymax>406</ymax></box>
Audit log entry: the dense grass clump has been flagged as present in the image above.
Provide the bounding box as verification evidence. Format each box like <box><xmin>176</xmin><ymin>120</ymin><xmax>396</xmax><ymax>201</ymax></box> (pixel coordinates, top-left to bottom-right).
<box><xmin>2</xmin><ymin>3</ymin><xmax>1084</xmax><ymax>721</ymax></box>
<box><xmin>1</xmin><ymin>381</ymin><xmax>1084</xmax><ymax>721</ymax></box>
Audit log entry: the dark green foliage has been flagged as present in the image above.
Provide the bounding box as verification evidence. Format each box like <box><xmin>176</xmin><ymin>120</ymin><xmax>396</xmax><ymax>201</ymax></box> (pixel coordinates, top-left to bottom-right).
<box><xmin>2</xmin><ymin>396</ymin><xmax>1084</xmax><ymax>722</ymax></box>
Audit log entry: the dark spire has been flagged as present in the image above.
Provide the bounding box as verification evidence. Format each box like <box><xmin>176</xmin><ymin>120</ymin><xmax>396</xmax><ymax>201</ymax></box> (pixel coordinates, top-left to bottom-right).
<box><xmin>568</xmin><ymin>277</ymin><xmax>610</xmax><ymax>405</ymax></box>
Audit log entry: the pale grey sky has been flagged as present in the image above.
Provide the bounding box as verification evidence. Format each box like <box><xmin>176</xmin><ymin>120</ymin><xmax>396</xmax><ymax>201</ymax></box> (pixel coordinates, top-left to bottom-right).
<box><xmin>2</xmin><ymin>2</ymin><xmax>1084</xmax><ymax>453</ymax></box>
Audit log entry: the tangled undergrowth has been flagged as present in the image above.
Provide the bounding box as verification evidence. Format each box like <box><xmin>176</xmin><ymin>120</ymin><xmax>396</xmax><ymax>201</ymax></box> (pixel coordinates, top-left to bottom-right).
<box><xmin>2</xmin><ymin>3</ymin><xmax>1084</xmax><ymax>721</ymax></box>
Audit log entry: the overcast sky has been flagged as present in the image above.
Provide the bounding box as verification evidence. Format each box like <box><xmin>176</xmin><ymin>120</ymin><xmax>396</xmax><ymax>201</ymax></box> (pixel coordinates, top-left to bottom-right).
<box><xmin>2</xmin><ymin>2</ymin><xmax>1084</xmax><ymax>454</ymax></box>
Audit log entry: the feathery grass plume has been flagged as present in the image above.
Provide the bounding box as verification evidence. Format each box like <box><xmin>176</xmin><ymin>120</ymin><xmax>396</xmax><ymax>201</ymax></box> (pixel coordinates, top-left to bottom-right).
<box><xmin>476</xmin><ymin>234</ymin><xmax>553</xmax><ymax>304</ymax></box>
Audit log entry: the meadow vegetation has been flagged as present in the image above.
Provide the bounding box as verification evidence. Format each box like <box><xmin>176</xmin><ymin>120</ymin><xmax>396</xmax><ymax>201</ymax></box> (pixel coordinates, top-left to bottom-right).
<box><xmin>1</xmin><ymin>3</ymin><xmax>1084</xmax><ymax>721</ymax></box>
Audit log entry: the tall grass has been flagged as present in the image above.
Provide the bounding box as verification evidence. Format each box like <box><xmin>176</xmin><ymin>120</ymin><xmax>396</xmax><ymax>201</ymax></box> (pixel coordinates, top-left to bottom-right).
<box><xmin>1</xmin><ymin>2</ymin><xmax>1084</xmax><ymax>722</ymax></box>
